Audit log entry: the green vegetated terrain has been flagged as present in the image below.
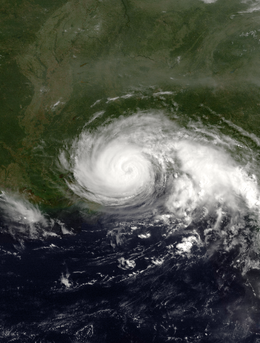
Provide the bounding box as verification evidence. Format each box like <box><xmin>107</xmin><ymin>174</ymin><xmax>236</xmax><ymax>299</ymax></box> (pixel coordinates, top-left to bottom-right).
<box><xmin>1</xmin><ymin>0</ymin><xmax>260</xmax><ymax>208</ymax></box>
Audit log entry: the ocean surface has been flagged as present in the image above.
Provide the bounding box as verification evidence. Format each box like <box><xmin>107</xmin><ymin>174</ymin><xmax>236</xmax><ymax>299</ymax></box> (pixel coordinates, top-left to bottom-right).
<box><xmin>1</xmin><ymin>0</ymin><xmax>260</xmax><ymax>342</ymax></box>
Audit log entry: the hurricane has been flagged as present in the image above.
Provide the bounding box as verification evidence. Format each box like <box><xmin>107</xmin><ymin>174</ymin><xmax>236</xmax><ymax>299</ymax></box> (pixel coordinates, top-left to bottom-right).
<box><xmin>60</xmin><ymin>110</ymin><xmax>260</xmax><ymax>229</ymax></box>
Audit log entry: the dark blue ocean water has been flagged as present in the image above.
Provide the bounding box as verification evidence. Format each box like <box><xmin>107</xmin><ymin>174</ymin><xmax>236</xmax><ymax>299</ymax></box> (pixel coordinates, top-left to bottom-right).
<box><xmin>1</xmin><ymin>209</ymin><xmax>260</xmax><ymax>342</ymax></box>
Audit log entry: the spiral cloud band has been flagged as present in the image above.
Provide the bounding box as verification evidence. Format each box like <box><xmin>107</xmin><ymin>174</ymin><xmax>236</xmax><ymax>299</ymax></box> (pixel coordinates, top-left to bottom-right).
<box><xmin>60</xmin><ymin>112</ymin><xmax>260</xmax><ymax>220</ymax></box>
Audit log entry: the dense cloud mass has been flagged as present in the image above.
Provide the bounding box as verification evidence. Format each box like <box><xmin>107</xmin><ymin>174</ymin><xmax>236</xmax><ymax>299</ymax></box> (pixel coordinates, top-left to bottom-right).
<box><xmin>60</xmin><ymin>111</ymin><xmax>260</xmax><ymax>222</ymax></box>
